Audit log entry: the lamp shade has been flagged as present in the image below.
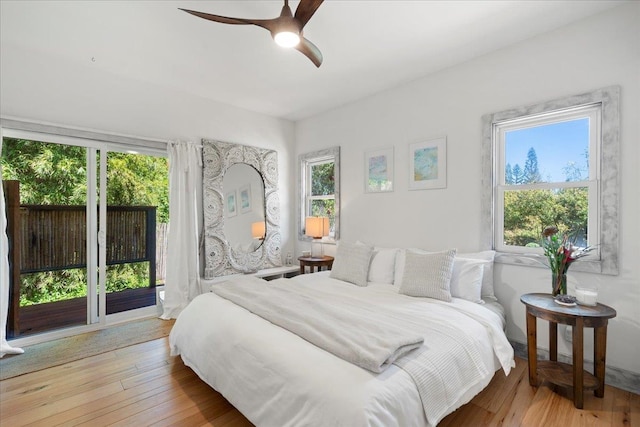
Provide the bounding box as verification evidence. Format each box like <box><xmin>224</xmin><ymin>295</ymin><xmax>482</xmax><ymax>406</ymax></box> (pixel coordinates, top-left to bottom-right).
<box><xmin>251</xmin><ymin>221</ymin><xmax>266</xmax><ymax>239</ymax></box>
<box><xmin>305</xmin><ymin>216</ymin><xmax>329</xmax><ymax>239</ymax></box>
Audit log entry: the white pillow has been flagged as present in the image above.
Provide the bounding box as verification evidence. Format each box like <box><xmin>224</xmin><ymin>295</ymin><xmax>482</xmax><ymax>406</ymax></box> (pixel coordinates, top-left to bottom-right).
<box><xmin>398</xmin><ymin>249</ymin><xmax>456</xmax><ymax>301</ymax></box>
<box><xmin>393</xmin><ymin>248</ymin><xmax>423</xmax><ymax>285</ymax></box>
<box><xmin>330</xmin><ymin>241</ymin><xmax>374</xmax><ymax>287</ymax></box>
<box><xmin>450</xmin><ymin>258</ymin><xmax>485</xmax><ymax>304</ymax></box>
<box><xmin>368</xmin><ymin>247</ymin><xmax>398</xmax><ymax>284</ymax></box>
<box><xmin>457</xmin><ymin>250</ymin><xmax>496</xmax><ymax>301</ymax></box>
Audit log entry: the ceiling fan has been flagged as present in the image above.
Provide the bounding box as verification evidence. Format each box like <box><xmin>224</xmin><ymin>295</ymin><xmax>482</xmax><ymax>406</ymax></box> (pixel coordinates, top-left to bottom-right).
<box><xmin>179</xmin><ymin>0</ymin><xmax>324</xmax><ymax>67</ymax></box>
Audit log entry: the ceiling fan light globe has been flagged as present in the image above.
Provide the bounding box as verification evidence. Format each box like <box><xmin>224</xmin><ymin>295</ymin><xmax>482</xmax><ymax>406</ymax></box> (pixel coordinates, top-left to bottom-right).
<box><xmin>274</xmin><ymin>31</ymin><xmax>300</xmax><ymax>48</ymax></box>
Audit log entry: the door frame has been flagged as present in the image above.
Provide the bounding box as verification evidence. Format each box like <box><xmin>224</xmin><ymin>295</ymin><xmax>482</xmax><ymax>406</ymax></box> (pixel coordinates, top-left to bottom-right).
<box><xmin>1</xmin><ymin>122</ymin><xmax>166</xmax><ymax>347</ymax></box>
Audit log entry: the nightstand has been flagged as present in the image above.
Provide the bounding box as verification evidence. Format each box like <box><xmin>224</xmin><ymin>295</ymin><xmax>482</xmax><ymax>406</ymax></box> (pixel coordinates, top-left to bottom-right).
<box><xmin>298</xmin><ymin>256</ymin><xmax>334</xmax><ymax>274</ymax></box>
<box><xmin>520</xmin><ymin>293</ymin><xmax>616</xmax><ymax>409</ymax></box>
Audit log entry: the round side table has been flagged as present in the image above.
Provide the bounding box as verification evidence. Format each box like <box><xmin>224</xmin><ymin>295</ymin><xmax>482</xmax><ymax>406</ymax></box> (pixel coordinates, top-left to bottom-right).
<box><xmin>298</xmin><ymin>256</ymin><xmax>334</xmax><ymax>274</ymax></box>
<box><xmin>520</xmin><ymin>292</ymin><xmax>616</xmax><ymax>409</ymax></box>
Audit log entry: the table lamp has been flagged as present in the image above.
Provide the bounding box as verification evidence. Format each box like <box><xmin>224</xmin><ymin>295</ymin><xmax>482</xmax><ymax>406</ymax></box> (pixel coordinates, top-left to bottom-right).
<box><xmin>305</xmin><ymin>216</ymin><xmax>329</xmax><ymax>258</ymax></box>
<box><xmin>251</xmin><ymin>221</ymin><xmax>266</xmax><ymax>240</ymax></box>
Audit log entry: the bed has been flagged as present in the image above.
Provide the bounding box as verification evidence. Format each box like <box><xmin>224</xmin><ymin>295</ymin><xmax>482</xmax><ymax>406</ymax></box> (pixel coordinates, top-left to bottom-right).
<box><xmin>170</xmin><ymin>245</ymin><xmax>515</xmax><ymax>426</ymax></box>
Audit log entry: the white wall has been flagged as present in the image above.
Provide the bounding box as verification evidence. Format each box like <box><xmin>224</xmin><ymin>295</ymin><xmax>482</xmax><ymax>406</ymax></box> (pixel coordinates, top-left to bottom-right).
<box><xmin>0</xmin><ymin>42</ymin><xmax>298</xmax><ymax>258</ymax></box>
<box><xmin>295</xmin><ymin>3</ymin><xmax>640</xmax><ymax>377</ymax></box>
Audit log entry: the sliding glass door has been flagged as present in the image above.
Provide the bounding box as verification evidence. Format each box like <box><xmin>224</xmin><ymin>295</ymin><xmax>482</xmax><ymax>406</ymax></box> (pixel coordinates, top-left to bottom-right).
<box><xmin>1</xmin><ymin>130</ymin><xmax>167</xmax><ymax>338</ymax></box>
<box><xmin>1</xmin><ymin>136</ymin><xmax>95</xmax><ymax>336</ymax></box>
<box><xmin>104</xmin><ymin>150</ymin><xmax>168</xmax><ymax>317</ymax></box>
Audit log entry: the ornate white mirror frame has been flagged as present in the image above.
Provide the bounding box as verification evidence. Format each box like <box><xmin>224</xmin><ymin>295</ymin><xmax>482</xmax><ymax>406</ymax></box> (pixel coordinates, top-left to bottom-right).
<box><xmin>202</xmin><ymin>139</ymin><xmax>282</xmax><ymax>277</ymax></box>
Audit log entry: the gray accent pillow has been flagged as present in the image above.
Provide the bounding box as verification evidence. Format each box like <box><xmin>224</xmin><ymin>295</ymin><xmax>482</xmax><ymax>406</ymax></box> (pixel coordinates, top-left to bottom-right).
<box><xmin>398</xmin><ymin>249</ymin><xmax>457</xmax><ymax>301</ymax></box>
<box><xmin>330</xmin><ymin>241</ymin><xmax>374</xmax><ymax>287</ymax></box>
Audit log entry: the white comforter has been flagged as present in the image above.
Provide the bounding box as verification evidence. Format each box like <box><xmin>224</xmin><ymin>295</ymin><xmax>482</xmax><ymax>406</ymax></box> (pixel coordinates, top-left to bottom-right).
<box><xmin>170</xmin><ymin>272</ymin><xmax>514</xmax><ymax>427</ymax></box>
<box><xmin>212</xmin><ymin>277</ymin><xmax>425</xmax><ymax>373</ymax></box>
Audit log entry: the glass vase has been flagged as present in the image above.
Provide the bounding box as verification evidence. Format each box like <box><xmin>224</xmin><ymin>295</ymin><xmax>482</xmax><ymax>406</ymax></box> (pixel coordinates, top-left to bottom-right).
<box><xmin>551</xmin><ymin>272</ymin><xmax>567</xmax><ymax>296</ymax></box>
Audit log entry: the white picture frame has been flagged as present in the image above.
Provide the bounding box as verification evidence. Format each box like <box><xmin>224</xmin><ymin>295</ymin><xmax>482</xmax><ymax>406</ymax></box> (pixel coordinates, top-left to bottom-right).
<box><xmin>226</xmin><ymin>190</ymin><xmax>237</xmax><ymax>217</ymax></box>
<box><xmin>409</xmin><ymin>137</ymin><xmax>447</xmax><ymax>190</ymax></box>
<box><xmin>239</xmin><ymin>185</ymin><xmax>252</xmax><ymax>213</ymax></box>
<box><xmin>365</xmin><ymin>147</ymin><xmax>394</xmax><ymax>193</ymax></box>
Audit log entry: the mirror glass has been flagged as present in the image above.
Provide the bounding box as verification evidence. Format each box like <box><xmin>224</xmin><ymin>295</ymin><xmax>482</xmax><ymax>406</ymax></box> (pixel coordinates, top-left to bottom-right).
<box><xmin>223</xmin><ymin>163</ymin><xmax>265</xmax><ymax>253</ymax></box>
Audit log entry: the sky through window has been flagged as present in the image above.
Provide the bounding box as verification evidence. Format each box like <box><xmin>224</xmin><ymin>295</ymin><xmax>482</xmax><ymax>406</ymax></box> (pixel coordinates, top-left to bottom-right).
<box><xmin>505</xmin><ymin>118</ymin><xmax>589</xmax><ymax>182</ymax></box>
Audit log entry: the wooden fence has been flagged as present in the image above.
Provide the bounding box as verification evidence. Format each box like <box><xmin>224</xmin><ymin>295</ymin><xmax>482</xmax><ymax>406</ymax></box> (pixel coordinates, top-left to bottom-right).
<box><xmin>19</xmin><ymin>205</ymin><xmax>157</xmax><ymax>274</ymax></box>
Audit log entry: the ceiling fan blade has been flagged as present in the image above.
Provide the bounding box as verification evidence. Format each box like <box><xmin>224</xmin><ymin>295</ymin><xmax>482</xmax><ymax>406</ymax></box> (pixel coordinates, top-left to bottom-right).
<box><xmin>180</xmin><ymin>5</ymin><xmax>323</xmax><ymax>67</ymax></box>
<box><xmin>294</xmin><ymin>0</ymin><xmax>324</xmax><ymax>29</ymax></box>
<box><xmin>179</xmin><ymin>8</ymin><xmax>276</xmax><ymax>31</ymax></box>
<box><xmin>295</xmin><ymin>37</ymin><xmax>323</xmax><ymax>67</ymax></box>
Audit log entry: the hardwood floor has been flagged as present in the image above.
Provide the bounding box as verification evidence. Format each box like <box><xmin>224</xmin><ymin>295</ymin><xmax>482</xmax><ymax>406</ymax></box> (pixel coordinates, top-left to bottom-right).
<box><xmin>1</xmin><ymin>337</ymin><xmax>637</xmax><ymax>426</ymax></box>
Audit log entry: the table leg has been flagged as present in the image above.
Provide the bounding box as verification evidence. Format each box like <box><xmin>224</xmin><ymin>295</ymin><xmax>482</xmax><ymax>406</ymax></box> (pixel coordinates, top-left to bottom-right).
<box><xmin>299</xmin><ymin>264</ymin><xmax>305</xmax><ymax>274</ymax></box>
<box><xmin>594</xmin><ymin>325</ymin><xmax>608</xmax><ymax>397</ymax></box>
<box><xmin>526</xmin><ymin>310</ymin><xmax>538</xmax><ymax>386</ymax></box>
<box><xmin>549</xmin><ymin>322</ymin><xmax>558</xmax><ymax>361</ymax></box>
<box><xmin>572</xmin><ymin>317</ymin><xmax>584</xmax><ymax>409</ymax></box>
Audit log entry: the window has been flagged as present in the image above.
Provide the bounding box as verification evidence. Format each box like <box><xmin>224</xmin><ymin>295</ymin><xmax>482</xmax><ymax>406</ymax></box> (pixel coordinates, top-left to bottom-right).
<box><xmin>496</xmin><ymin>106</ymin><xmax>599</xmax><ymax>252</ymax></box>
<box><xmin>299</xmin><ymin>147</ymin><xmax>340</xmax><ymax>241</ymax></box>
<box><xmin>481</xmin><ymin>87</ymin><xmax>619</xmax><ymax>275</ymax></box>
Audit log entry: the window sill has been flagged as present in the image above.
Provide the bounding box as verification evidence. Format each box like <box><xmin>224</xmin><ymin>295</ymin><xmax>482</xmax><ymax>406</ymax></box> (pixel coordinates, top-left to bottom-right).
<box><xmin>495</xmin><ymin>252</ymin><xmax>610</xmax><ymax>275</ymax></box>
<box><xmin>298</xmin><ymin>236</ymin><xmax>337</xmax><ymax>244</ymax></box>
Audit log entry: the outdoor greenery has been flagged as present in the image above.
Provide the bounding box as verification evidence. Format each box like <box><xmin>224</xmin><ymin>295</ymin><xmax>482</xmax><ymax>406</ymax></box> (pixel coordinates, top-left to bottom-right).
<box><xmin>503</xmin><ymin>147</ymin><xmax>589</xmax><ymax>247</ymax></box>
<box><xmin>1</xmin><ymin>138</ymin><xmax>168</xmax><ymax>306</ymax></box>
<box><xmin>2</xmin><ymin>138</ymin><xmax>169</xmax><ymax>221</ymax></box>
<box><xmin>310</xmin><ymin>161</ymin><xmax>336</xmax><ymax>231</ymax></box>
<box><xmin>19</xmin><ymin>264</ymin><xmax>149</xmax><ymax>306</ymax></box>
<box><xmin>311</xmin><ymin>161</ymin><xmax>335</xmax><ymax>196</ymax></box>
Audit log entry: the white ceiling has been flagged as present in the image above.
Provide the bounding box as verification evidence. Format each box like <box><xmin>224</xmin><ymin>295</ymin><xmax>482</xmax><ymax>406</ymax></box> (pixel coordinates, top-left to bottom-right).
<box><xmin>0</xmin><ymin>1</ymin><xmax>626</xmax><ymax>121</ymax></box>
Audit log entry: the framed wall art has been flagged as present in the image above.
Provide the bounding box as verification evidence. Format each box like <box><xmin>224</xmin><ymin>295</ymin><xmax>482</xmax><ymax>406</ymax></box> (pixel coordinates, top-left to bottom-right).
<box><xmin>239</xmin><ymin>184</ymin><xmax>252</xmax><ymax>213</ymax></box>
<box><xmin>365</xmin><ymin>147</ymin><xmax>394</xmax><ymax>193</ymax></box>
<box><xmin>226</xmin><ymin>190</ymin><xmax>237</xmax><ymax>217</ymax></box>
<box><xmin>409</xmin><ymin>137</ymin><xmax>447</xmax><ymax>190</ymax></box>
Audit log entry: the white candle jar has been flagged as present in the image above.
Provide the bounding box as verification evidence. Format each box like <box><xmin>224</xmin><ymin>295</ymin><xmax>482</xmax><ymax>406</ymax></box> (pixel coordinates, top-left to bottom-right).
<box><xmin>575</xmin><ymin>285</ymin><xmax>598</xmax><ymax>306</ymax></box>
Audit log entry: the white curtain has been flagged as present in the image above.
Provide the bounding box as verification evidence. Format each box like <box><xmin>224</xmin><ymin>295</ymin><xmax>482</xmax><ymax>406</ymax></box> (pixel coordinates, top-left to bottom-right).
<box><xmin>0</xmin><ymin>132</ymin><xmax>24</xmax><ymax>357</ymax></box>
<box><xmin>161</xmin><ymin>141</ymin><xmax>203</xmax><ymax>319</ymax></box>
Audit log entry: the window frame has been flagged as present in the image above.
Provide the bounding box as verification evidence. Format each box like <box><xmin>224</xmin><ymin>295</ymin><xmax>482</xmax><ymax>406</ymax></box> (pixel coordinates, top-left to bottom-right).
<box><xmin>481</xmin><ymin>86</ymin><xmax>620</xmax><ymax>275</ymax></box>
<box><xmin>298</xmin><ymin>146</ymin><xmax>340</xmax><ymax>242</ymax></box>
<box><xmin>307</xmin><ymin>157</ymin><xmax>335</xmax><ymax>213</ymax></box>
<box><xmin>494</xmin><ymin>105</ymin><xmax>601</xmax><ymax>255</ymax></box>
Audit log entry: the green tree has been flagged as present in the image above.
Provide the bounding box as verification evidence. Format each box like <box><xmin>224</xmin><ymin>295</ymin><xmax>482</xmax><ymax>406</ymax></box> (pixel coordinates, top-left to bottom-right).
<box><xmin>2</xmin><ymin>138</ymin><xmax>168</xmax><ymax>306</ymax></box>
<box><xmin>503</xmin><ymin>187</ymin><xmax>588</xmax><ymax>247</ymax></box>
<box><xmin>505</xmin><ymin>163</ymin><xmax>514</xmax><ymax>184</ymax></box>
<box><xmin>502</xmin><ymin>146</ymin><xmax>588</xmax><ymax>248</ymax></box>
<box><xmin>310</xmin><ymin>161</ymin><xmax>336</xmax><ymax>230</ymax></box>
<box><xmin>511</xmin><ymin>164</ymin><xmax>524</xmax><ymax>184</ymax></box>
<box><xmin>507</xmin><ymin>147</ymin><xmax>541</xmax><ymax>185</ymax></box>
<box><xmin>1</xmin><ymin>140</ymin><xmax>168</xmax><ymax>221</ymax></box>
<box><xmin>107</xmin><ymin>152</ymin><xmax>169</xmax><ymax>223</ymax></box>
<box><xmin>523</xmin><ymin>147</ymin><xmax>542</xmax><ymax>183</ymax></box>
<box><xmin>311</xmin><ymin>162</ymin><xmax>335</xmax><ymax>196</ymax></box>
<box><xmin>562</xmin><ymin>148</ymin><xmax>589</xmax><ymax>182</ymax></box>
<box><xmin>1</xmin><ymin>139</ymin><xmax>87</xmax><ymax>204</ymax></box>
